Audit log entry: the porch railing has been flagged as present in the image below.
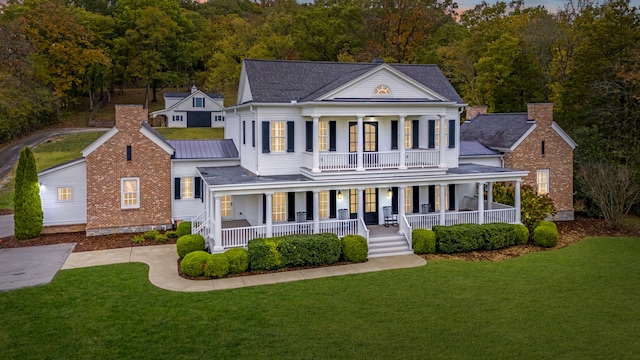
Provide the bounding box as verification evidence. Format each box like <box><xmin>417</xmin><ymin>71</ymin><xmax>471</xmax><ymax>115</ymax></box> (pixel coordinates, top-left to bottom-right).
<box><xmin>303</xmin><ymin>149</ymin><xmax>441</xmax><ymax>171</ymax></box>
<box><xmin>363</xmin><ymin>151</ymin><xmax>400</xmax><ymax>169</ymax></box>
<box><xmin>192</xmin><ymin>210</ymin><xmax>207</xmax><ymax>239</ymax></box>
<box><xmin>358</xmin><ymin>217</ymin><xmax>370</xmax><ymax>248</ymax></box>
<box><xmin>445</xmin><ymin>211</ymin><xmax>479</xmax><ymax>226</ymax></box>
<box><xmin>319</xmin><ymin>219</ymin><xmax>358</xmax><ymax>238</ymax></box>
<box><xmin>485</xmin><ymin>208</ymin><xmax>517</xmax><ymax>223</ymax></box>
<box><xmin>405</xmin><ymin>149</ymin><xmax>439</xmax><ymax>167</ymax></box>
<box><xmin>221</xmin><ymin>225</ymin><xmax>266</xmax><ymax>248</ymax></box>
<box><xmin>406</xmin><ymin>213</ymin><xmax>440</xmax><ymax>230</ymax></box>
<box><xmin>399</xmin><ymin>215</ymin><xmax>412</xmax><ymax>250</ymax></box>
<box><xmin>273</xmin><ymin>222</ymin><xmax>314</xmax><ymax>237</ymax></box>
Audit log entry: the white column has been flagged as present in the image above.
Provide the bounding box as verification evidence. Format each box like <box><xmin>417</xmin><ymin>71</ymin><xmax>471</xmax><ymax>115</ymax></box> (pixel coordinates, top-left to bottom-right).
<box><xmin>357</xmin><ymin>115</ymin><xmax>364</xmax><ymax>171</ymax></box>
<box><xmin>398</xmin><ymin>185</ymin><xmax>406</xmax><ymax>234</ymax></box>
<box><xmin>214</xmin><ymin>194</ymin><xmax>223</xmax><ymax>251</ymax></box>
<box><xmin>358</xmin><ymin>188</ymin><xmax>365</xmax><ymax>221</ymax></box>
<box><xmin>439</xmin><ymin>114</ymin><xmax>446</xmax><ymax>168</ymax></box>
<box><xmin>265</xmin><ymin>193</ymin><xmax>273</xmax><ymax>238</ymax></box>
<box><xmin>312</xmin><ymin>116</ymin><xmax>320</xmax><ymax>173</ymax></box>
<box><xmin>439</xmin><ymin>184</ymin><xmax>446</xmax><ymax>225</ymax></box>
<box><xmin>514</xmin><ymin>180</ymin><xmax>521</xmax><ymax>223</ymax></box>
<box><xmin>478</xmin><ymin>182</ymin><xmax>484</xmax><ymax>225</ymax></box>
<box><xmin>487</xmin><ymin>182</ymin><xmax>493</xmax><ymax>210</ymax></box>
<box><xmin>399</xmin><ymin>115</ymin><xmax>406</xmax><ymax>169</ymax></box>
<box><xmin>313</xmin><ymin>190</ymin><xmax>320</xmax><ymax>234</ymax></box>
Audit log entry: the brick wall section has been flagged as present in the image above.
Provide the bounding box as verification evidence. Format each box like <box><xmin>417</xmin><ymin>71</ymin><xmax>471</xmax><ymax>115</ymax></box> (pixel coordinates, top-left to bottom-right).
<box><xmin>85</xmin><ymin>105</ymin><xmax>172</xmax><ymax>235</ymax></box>
<box><xmin>465</xmin><ymin>106</ymin><xmax>488</xmax><ymax>121</ymax></box>
<box><xmin>503</xmin><ymin>103</ymin><xmax>574</xmax><ymax>220</ymax></box>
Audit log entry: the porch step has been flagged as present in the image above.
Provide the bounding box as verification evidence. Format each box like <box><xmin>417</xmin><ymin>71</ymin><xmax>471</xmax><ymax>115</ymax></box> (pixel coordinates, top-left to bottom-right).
<box><xmin>368</xmin><ymin>235</ymin><xmax>414</xmax><ymax>258</ymax></box>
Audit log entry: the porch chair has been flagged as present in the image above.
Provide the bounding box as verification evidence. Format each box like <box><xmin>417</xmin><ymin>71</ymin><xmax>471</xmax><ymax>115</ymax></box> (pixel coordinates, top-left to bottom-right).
<box><xmin>383</xmin><ymin>206</ymin><xmax>398</xmax><ymax>227</ymax></box>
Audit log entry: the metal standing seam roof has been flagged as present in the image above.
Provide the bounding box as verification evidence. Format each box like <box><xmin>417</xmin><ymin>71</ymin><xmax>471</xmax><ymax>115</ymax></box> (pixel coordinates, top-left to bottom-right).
<box><xmin>460</xmin><ymin>113</ymin><xmax>534</xmax><ymax>150</ymax></box>
<box><xmin>168</xmin><ymin>139</ymin><xmax>238</xmax><ymax>159</ymax></box>
<box><xmin>242</xmin><ymin>59</ymin><xmax>464</xmax><ymax>104</ymax></box>
<box><xmin>459</xmin><ymin>141</ymin><xmax>501</xmax><ymax>156</ymax></box>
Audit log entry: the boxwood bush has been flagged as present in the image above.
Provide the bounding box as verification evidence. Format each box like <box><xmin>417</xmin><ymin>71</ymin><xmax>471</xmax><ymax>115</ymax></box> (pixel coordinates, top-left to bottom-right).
<box><xmin>412</xmin><ymin>229</ymin><xmax>436</xmax><ymax>254</ymax></box>
<box><xmin>176</xmin><ymin>221</ymin><xmax>192</xmax><ymax>238</ymax></box>
<box><xmin>533</xmin><ymin>224</ymin><xmax>558</xmax><ymax>247</ymax></box>
<box><xmin>225</xmin><ymin>248</ymin><xmax>249</xmax><ymax>274</ymax></box>
<box><xmin>248</xmin><ymin>238</ymin><xmax>283</xmax><ymax>271</ymax></box>
<box><xmin>204</xmin><ymin>253</ymin><xmax>230</xmax><ymax>278</ymax></box>
<box><xmin>537</xmin><ymin>220</ymin><xmax>557</xmax><ymax>230</ymax></box>
<box><xmin>514</xmin><ymin>224</ymin><xmax>529</xmax><ymax>245</ymax></box>
<box><xmin>341</xmin><ymin>235</ymin><xmax>368</xmax><ymax>262</ymax></box>
<box><xmin>301</xmin><ymin>233</ymin><xmax>341</xmax><ymax>266</ymax></box>
<box><xmin>248</xmin><ymin>233</ymin><xmax>341</xmax><ymax>271</ymax></box>
<box><xmin>276</xmin><ymin>236</ymin><xmax>305</xmax><ymax>268</ymax></box>
<box><xmin>180</xmin><ymin>251</ymin><xmax>210</xmax><ymax>277</ymax></box>
<box><xmin>176</xmin><ymin>234</ymin><xmax>205</xmax><ymax>259</ymax></box>
<box><xmin>481</xmin><ymin>223</ymin><xmax>517</xmax><ymax>250</ymax></box>
<box><xmin>433</xmin><ymin>224</ymin><xmax>484</xmax><ymax>253</ymax></box>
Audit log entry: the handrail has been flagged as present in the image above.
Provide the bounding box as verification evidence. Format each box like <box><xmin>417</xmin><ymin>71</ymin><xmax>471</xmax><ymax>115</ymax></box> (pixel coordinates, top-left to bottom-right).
<box><xmin>399</xmin><ymin>215</ymin><xmax>412</xmax><ymax>250</ymax></box>
<box><xmin>358</xmin><ymin>217</ymin><xmax>370</xmax><ymax>248</ymax></box>
<box><xmin>191</xmin><ymin>210</ymin><xmax>207</xmax><ymax>235</ymax></box>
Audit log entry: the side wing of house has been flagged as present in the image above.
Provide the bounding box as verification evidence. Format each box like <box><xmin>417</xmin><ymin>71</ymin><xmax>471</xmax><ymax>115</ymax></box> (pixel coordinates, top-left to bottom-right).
<box><xmin>38</xmin><ymin>159</ymin><xmax>87</xmax><ymax>228</ymax></box>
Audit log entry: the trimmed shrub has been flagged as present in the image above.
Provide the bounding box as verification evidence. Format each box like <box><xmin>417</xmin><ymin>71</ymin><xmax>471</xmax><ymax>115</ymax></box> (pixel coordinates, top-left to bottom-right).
<box><xmin>481</xmin><ymin>223</ymin><xmax>517</xmax><ymax>250</ymax></box>
<box><xmin>301</xmin><ymin>233</ymin><xmax>341</xmax><ymax>266</ymax></box>
<box><xmin>204</xmin><ymin>253</ymin><xmax>229</xmax><ymax>278</ymax></box>
<box><xmin>433</xmin><ymin>224</ymin><xmax>484</xmax><ymax>253</ymax></box>
<box><xmin>176</xmin><ymin>221</ymin><xmax>192</xmax><ymax>238</ymax></box>
<box><xmin>180</xmin><ymin>251</ymin><xmax>210</xmax><ymax>277</ymax></box>
<box><xmin>14</xmin><ymin>146</ymin><xmax>43</xmax><ymax>240</ymax></box>
<box><xmin>176</xmin><ymin>234</ymin><xmax>205</xmax><ymax>259</ymax></box>
<box><xmin>155</xmin><ymin>234</ymin><xmax>168</xmax><ymax>243</ymax></box>
<box><xmin>533</xmin><ymin>224</ymin><xmax>558</xmax><ymax>247</ymax></box>
<box><xmin>514</xmin><ymin>224</ymin><xmax>529</xmax><ymax>245</ymax></box>
<box><xmin>341</xmin><ymin>235</ymin><xmax>368</xmax><ymax>262</ymax></box>
<box><xmin>132</xmin><ymin>234</ymin><xmax>145</xmax><ymax>243</ymax></box>
<box><xmin>276</xmin><ymin>236</ymin><xmax>304</xmax><ymax>267</ymax></box>
<box><xmin>165</xmin><ymin>230</ymin><xmax>178</xmax><ymax>238</ymax></box>
<box><xmin>412</xmin><ymin>229</ymin><xmax>436</xmax><ymax>254</ymax></box>
<box><xmin>248</xmin><ymin>238</ymin><xmax>283</xmax><ymax>271</ymax></box>
<box><xmin>144</xmin><ymin>230</ymin><xmax>160</xmax><ymax>240</ymax></box>
<box><xmin>537</xmin><ymin>220</ymin><xmax>558</xmax><ymax>230</ymax></box>
<box><xmin>225</xmin><ymin>248</ymin><xmax>249</xmax><ymax>274</ymax></box>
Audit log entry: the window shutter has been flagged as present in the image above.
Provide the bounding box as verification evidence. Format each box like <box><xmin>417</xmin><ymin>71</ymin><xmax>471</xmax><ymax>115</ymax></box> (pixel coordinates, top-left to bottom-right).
<box><xmin>448</xmin><ymin>184</ymin><xmax>456</xmax><ymax>210</ymax></box>
<box><xmin>412</xmin><ymin>120</ymin><xmax>419</xmax><ymax>149</ymax></box>
<box><xmin>428</xmin><ymin>120</ymin><xmax>435</xmax><ymax>149</ymax></box>
<box><xmin>305</xmin><ymin>121</ymin><xmax>313</xmax><ymax>152</ymax></box>
<box><xmin>306</xmin><ymin>191</ymin><xmax>313</xmax><ymax>220</ymax></box>
<box><xmin>412</xmin><ymin>186</ymin><xmax>420</xmax><ymax>213</ymax></box>
<box><xmin>242</xmin><ymin>121</ymin><xmax>246</xmax><ymax>145</ymax></box>
<box><xmin>392</xmin><ymin>187</ymin><xmax>398</xmax><ymax>214</ymax></box>
<box><xmin>448</xmin><ymin>119</ymin><xmax>456</xmax><ymax>148</ymax></box>
<box><xmin>192</xmin><ymin>98</ymin><xmax>195</xmax><ymax>107</ymax></box>
<box><xmin>194</xmin><ymin>176</ymin><xmax>201</xmax><ymax>199</ymax></box>
<box><xmin>541</xmin><ymin>141</ymin><xmax>545</xmax><ymax>155</ymax></box>
<box><xmin>329</xmin><ymin>121</ymin><xmax>337</xmax><ymax>151</ymax></box>
<box><xmin>329</xmin><ymin>190</ymin><xmax>337</xmax><ymax>218</ymax></box>
<box><xmin>428</xmin><ymin>185</ymin><xmax>436</xmax><ymax>212</ymax></box>
<box><xmin>287</xmin><ymin>192</ymin><xmax>296</xmax><ymax>222</ymax></box>
<box><xmin>262</xmin><ymin>194</ymin><xmax>266</xmax><ymax>224</ymax></box>
<box><xmin>262</xmin><ymin>121</ymin><xmax>270</xmax><ymax>153</ymax></box>
<box><xmin>252</xmin><ymin>121</ymin><xmax>256</xmax><ymax>147</ymax></box>
<box><xmin>287</xmin><ymin>121</ymin><xmax>295</xmax><ymax>152</ymax></box>
<box><xmin>391</xmin><ymin>120</ymin><xmax>398</xmax><ymax>150</ymax></box>
<box><xmin>126</xmin><ymin>145</ymin><xmax>132</xmax><ymax>161</ymax></box>
<box><xmin>202</xmin><ymin>98</ymin><xmax>205</xmax><ymax>107</ymax></box>
<box><xmin>174</xmin><ymin>178</ymin><xmax>181</xmax><ymax>200</ymax></box>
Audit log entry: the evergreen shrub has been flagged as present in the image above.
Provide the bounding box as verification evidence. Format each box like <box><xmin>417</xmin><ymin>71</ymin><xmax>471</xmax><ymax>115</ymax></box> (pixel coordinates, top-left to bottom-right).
<box><xmin>204</xmin><ymin>253</ymin><xmax>229</xmax><ymax>278</ymax></box>
<box><xmin>481</xmin><ymin>223</ymin><xmax>516</xmax><ymax>250</ymax></box>
<box><xmin>176</xmin><ymin>221</ymin><xmax>192</xmax><ymax>238</ymax></box>
<box><xmin>433</xmin><ymin>224</ymin><xmax>484</xmax><ymax>253</ymax></box>
<box><xmin>537</xmin><ymin>220</ymin><xmax>558</xmax><ymax>230</ymax></box>
<box><xmin>155</xmin><ymin>234</ymin><xmax>168</xmax><ymax>243</ymax></box>
<box><xmin>180</xmin><ymin>251</ymin><xmax>210</xmax><ymax>277</ymax></box>
<box><xmin>514</xmin><ymin>224</ymin><xmax>529</xmax><ymax>245</ymax></box>
<box><xmin>248</xmin><ymin>238</ymin><xmax>282</xmax><ymax>271</ymax></box>
<box><xmin>13</xmin><ymin>147</ymin><xmax>43</xmax><ymax>240</ymax></box>
<box><xmin>225</xmin><ymin>248</ymin><xmax>249</xmax><ymax>274</ymax></box>
<box><xmin>533</xmin><ymin>224</ymin><xmax>558</xmax><ymax>247</ymax></box>
<box><xmin>176</xmin><ymin>234</ymin><xmax>205</xmax><ymax>259</ymax></box>
<box><xmin>341</xmin><ymin>234</ymin><xmax>368</xmax><ymax>262</ymax></box>
<box><xmin>143</xmin><ymin>230</ymin><xmax>160</xmax><ymax>240</ymax></box>
<box><xmin>412</xmin><ymin>229</ymin><xmax>436</xmax><ymax>254</ymax></box>
<box><xmin>165</xmin><ymin>230</ymin><xmax>177</xmax><ymax>238</ymax></box>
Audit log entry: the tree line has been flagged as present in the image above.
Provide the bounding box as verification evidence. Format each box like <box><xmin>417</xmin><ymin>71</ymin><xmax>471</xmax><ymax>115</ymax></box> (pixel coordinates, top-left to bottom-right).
<box><xmin>1</xmin><ymin>0</ymin><xmax>639</xmax><ymax>218</ymax></box>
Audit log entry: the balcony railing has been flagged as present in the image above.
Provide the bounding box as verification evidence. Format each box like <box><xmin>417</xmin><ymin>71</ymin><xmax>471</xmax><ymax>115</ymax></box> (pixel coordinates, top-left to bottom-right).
<box><xmin>303</xmin><ymin>149</ymin><xmax>440</xmax><ymax>172</ymax></box>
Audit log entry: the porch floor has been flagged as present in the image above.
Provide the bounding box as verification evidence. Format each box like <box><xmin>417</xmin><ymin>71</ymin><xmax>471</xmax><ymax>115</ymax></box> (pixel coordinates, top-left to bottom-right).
<box><xmin>368</xmin><ymin>225</ymin><xmax>403</xmax><ymax>238</ymax></box>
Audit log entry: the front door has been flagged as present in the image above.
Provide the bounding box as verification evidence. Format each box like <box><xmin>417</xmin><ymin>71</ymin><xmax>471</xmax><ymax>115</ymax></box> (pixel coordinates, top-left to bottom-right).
<box><xmin>349</xmin><ymin>122</ymin><xmax>378</xmax><ymax>167</ymax></box>
<box><xmin>364</xmin><ymin>188</ymin><xmax>378</xmax><ymax>225</ymax></box>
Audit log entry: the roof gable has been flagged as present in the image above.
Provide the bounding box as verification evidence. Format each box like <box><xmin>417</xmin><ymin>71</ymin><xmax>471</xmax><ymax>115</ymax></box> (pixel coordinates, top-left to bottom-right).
<box><xmin>460</xmin><ymin>113</ymin><xmax>534</xmax><ymax>151</ymax></box>
<box><xmin>151</xmin><ymin>89</ymin><xmax>224</xmax><ymax>117</ymax></box>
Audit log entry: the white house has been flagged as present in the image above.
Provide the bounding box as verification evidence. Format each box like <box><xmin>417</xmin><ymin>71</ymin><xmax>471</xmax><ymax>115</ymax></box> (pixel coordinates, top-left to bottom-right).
<box><xmin>150</xmin><ymin>86</ymin><xmax>225</xmax><ymax>128</ymax></box>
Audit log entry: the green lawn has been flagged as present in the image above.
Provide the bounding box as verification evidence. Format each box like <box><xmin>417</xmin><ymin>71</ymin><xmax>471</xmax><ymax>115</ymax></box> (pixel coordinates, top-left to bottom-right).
<box><xmin>155</xmin><ymin>127</ymin><xmax>223</xmax><ymax>140</ymax></box>
<box><xmin>1</xmin><ymin>237</ymin><xmax>639</xmax><ymax>359</ymax></box>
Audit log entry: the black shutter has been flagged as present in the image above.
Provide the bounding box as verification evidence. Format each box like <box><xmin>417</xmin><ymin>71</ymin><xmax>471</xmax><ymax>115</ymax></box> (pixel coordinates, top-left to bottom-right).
<box><xmin>242</xmin><ymin>121</ymin><xmax>246</xmax><ymax>145</ymax></box>
<box><xmin>194</xmin><ymin>176</ymin><xmax>201</xmax><ymax>199</ymax></box>
<box><xmin>202</xmin><ymin>98</ymin><xmax>205</xmax><ymax>107</ymax></box>
<box><xmin>391</xmin><ymin>120</ymin><xmax>398</xmax><ymax>150</ymax></box>
<box><xmin>262</xmin><ymin>121</ymin><xmax>270</xmax><ymax>153</ymax></box>
<box><xmin>330</xmin><ymin>190</ymin><xmax>337</xmax><ymax>218</ymax></box>
<box><xmin>262</xmin><ymin>194</ymin><xmax>266</xmax><ymax>224</ymax></box>
<box><xmin>392</xmin><ymin>187</ymin><xmax>399</xmax><ymax>214</ymax></box>
<box><xmin>126</xmin><ymin>145</ymin><xmax>132</xmax><ymax>161</ymax></box>
<box><xmin>306</xmin><ymin>121</ymin><xmax>313</xmax><ymax>152</ymax></box>
<box><xmin>448</xmin><ymin>184</ymin><xmax>456</xmax><ymax>211</ymax></box>
<box><xmin>412</xmin><ymin>186</ymin><xmax>420</xmax><ymax>213</ymax></box>
<box><xmin>428</xmin><ymin>185</ymin><xmax>436</xmax><ymax>212</ymax></box>
<box><xmin>252</xmin><ymin>121</ymin><xmax>256</xmax><ymax>147</ymax></box>
<box><xmin>329</xmin><ymin>121</ymin><xmax>337</xmax><ymax>151</ymax></box>
<box><xmin>541</xmin><ymin>141</ymin><xmax>545</xmax><ymax>155</ymax></box>
<box><xmin>412</xmin><ymin>120</ymin><xmax>419</xmax><ymax>149</ymax></box>
<box><xmin>192</xmin><ymin>98</ymin><xmax>195</xmax><ymax>107</ymax></box>
<box><xmin>448</xmin><ymin>119</ymin><xmax>456</xmax><ymax>148</ymax></box>
<box><xmin>287</xmin><ymin>192</ymin><xmax>296</xmax><ymax>221</ymax></box>
<box><xmin>287</xmin><ymin>121</ymin><xmax>295</xmax><ymax>152</ymax></box>
<box><xmin>174</xmin><ymin>178</ymin><xmax>181</xmax><ymax>200</ymax></box>
<box><xmin>306</xmin><ymin>191</ymin><xmax>313</xmax><ymax>220</ymax></box>
<box><xmin>428</xmin><ymin>120</ymin><xmax>435</xmax><ymax>149</ymax></box>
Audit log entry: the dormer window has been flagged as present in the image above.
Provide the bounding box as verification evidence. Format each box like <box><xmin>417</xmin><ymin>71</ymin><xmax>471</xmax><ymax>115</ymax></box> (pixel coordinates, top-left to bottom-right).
<box><xmin>193</xmin><ymin>97</ymin><xmax>204</xmax><ymax>108</ymax></box>
<box><xmin>374</xmin><ymin>85</ymin><xmax>391</xmax><ymax>95</ymax></box>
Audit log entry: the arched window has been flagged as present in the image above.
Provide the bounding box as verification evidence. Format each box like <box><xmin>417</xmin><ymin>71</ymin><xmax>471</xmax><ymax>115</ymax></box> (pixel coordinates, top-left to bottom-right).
<box><xmin>374</xmin><ymin>85</ymin><xmax>391</xmax><ymax>95</ymax></box>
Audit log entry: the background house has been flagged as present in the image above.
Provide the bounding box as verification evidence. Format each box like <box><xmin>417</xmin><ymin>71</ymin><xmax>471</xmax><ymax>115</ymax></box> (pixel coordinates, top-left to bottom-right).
<box><xmin>150</xmin><ymin>86</ymin><xmax>225</xmax><ymax>128</ymax></box>
<box><xmin>460</xmin><ymin>103</ymin><xmax>576</xmax><ymax>220</ymax></box>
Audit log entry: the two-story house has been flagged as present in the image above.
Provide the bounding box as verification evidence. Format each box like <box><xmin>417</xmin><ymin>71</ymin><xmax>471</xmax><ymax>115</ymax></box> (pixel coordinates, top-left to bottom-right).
<box><xmin>150</xmin><ymin>86</ymin><xmax>225</xmax><ymax>128</ymax></box>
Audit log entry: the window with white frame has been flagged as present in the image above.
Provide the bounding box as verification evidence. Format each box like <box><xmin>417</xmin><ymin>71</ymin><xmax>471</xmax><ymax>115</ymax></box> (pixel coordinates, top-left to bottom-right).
<box><xmin>405</xmin><ymin>187</ymin><xmax>412</xmax><ymax>214</ymax></box>
<box><xmin>405</xmin><ymin>121</ymin><xmax>412</xmax><ymax>149</ymax></box>
<box><xmin>349</xmin><ymin>189</ymin><xmax>358</xmax><ymax>215</ymax></box>
<box><xmin>271</xmin><ymin>121</ymin><xmax>286</xmax><ymax>152</ymax></box>
<box><xmin>181</xmin><ymin>177</ymin><xmax>194</xmax><ymax>199</ymax></box>
<box><xmin>172</xmin><ymin>115</ymin><xmax>183</xmax><ymax>122</ymax></box>
<box><xmin>434</xmin><ymin>121</ymin><xmax>449</xmax><ymax>148</ymax></box>
<box><xmin>319</xmin><ymin>121</ymin><xmax>328</xmax><ymax>151</ymax></box>
<box><xmin>194</xmin><ymin>97</ymin><xmax>204</xmax><ymax>108</ymax></box>
<box><xmin>221</xmin><ymin>195</ymin><xmax>231</xmax><ymax>217</ymax></box>
<box><xmin>121</xmin><ymin>178</ymin><xmax>140</xmax><ymax>209</ymax></box>
<box><xmin>57</xmin><ymin>187</ymin><xmax>72</xmax><ymax>201</ymax></box>
<box><xmin>319</xmin><ymin>190</ymin><xmax>329</xmax><ymax>219</ymax></box>
<box><xmin>537</xmin><ymin>170</ymin><xmax>549</xmax><ymax>195</ymax></box>
<box><xmin>214</xmin><ymin>115</ymin><xmax>224</xmax><ymax>122</ymax></box>
<box><xmin>434</xmin><ymin>185</ymin><xmax>449</xmax><ymax>212</ymax></box>
<box><xmin>272</xmin><ymin>192</ymin><xmax>286</xmax><ymax>222</ymax></box>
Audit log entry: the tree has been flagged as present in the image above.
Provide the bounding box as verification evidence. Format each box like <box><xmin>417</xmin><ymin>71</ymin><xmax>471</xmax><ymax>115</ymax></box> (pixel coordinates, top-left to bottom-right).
<box><xmin>13</xmin><ymin>147</ymin><xmax>43</xmax><ymax>240</ymax></box>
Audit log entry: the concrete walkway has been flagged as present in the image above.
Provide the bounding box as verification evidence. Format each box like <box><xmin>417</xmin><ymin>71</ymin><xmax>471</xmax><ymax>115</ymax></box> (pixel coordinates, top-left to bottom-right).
<box><xmin>0</xmin><ymin>243</ymin><xmax>75</xmax><ymax>292</ymax></box>
<box><xmin>0</xmin><ymin>214</ymin><xmax>13</xmax><ymax>239</ymax></box>
<box><xmin>62</xmin><ymin>244</ymin><xmax>427</xmax><ymax>292</ymax></box>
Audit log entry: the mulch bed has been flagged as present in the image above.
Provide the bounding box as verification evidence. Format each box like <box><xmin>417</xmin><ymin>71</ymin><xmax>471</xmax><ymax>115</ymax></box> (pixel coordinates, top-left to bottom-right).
<box><xmin>0</xmin><ymin>231</ymin><xmax>177</xmax><ymax>252</ymax></box>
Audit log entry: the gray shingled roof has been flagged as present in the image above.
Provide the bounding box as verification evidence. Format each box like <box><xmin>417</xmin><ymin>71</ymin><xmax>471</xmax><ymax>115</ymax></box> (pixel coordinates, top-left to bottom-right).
<box><xmin>199</xmin><ymin>166</ymin><xmax>309</xmax><ymax>186</ymax></box>
<box><xmin>165</xmin><ymin>92</ymin><xmax>223</xmax><ymax>99</ymax></box>
<box><xmin>460</xmin><ymin>141</ymin><xmax>501</xmax><ymax>156</ymax></box>
<box><xmin>460</xmin><ymin>113</ymin><xmax>534</xmax><ymax>150</ymax></box>
<box><xmin>243</xmin><ymin>59</ymin><xmax>463</xmax><ymax>104</ymax></box>
<box><xmin>168</xmin><ymin>139</ymin><xmax>238</xmax><ymax>159</ymax></box>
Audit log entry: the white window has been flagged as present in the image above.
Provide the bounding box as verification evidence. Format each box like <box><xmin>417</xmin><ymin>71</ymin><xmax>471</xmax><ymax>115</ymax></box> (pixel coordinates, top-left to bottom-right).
<box><xmin>435</xmin><ymin>185</ymin><xmax>449</xmax><ymax>212</ymax></box>
<box><xmin>537</xmin><ymin>170</ymin><xmax>549</xmax><ymax>195</ymax></box>
<box><xmin>121</xmin><ymin>178</ymin><xmax>139</xmax><ymax>209</ymax></box>
<box><xmin>319</xmin><ymin>121</ymin><xmax>328</xmax><ymax>151</ymax></box>
<box><xmin>271</xmin><ymin>121</ymin><xmax>285</xmax><ymax>152</ymax></box>
<box><xmin>172</xmin><ymin>115</ymin><xmax>183</xmax><ymax>122</ymax></box>
<box><xmin>405</xmin><ymin>187</ymin><xmax>412</xmax><ymax>214</ymax></box>
<box><xmin>375</xmin><ymin>85</ymin><xmax>391</xmax><ymax>95</ymax></box>
<box><xmin>349</xmin><ymin>189</ymin><xmax>358</xmax><ymax>215</ymax></box>
<box><xmin>215</xmin><ymin>115</ymin><xmax>225</xmax><ymax>122</ymax></box>
<box><xmin>181</xmin><ymin>177</ymin><xmax>194</xmax><ymax>199</ymax></box>
<box><xmin>221</xmin><ymin>195</ymin><xmax>231</xmax><ymax>217</ymax></box>
<box><xmin>194</xmin><ymin>97</ymin><xmax>204</xmax><ymax>108</ymax></box>
<box><xmin>272</xmin><ymin>192</ymin><xmax>286</xmax><ymax>222</ymax></box>
<box><xmin>57</xmin><ymin>187</ymin><xmax>72</xmax><ymax>201</ymax></box>
<box><xmin>405</xmin><ymin>121</ymin><xmax>412</xmax><ymax>149</ymax></box>
<box><xmin>319</xmin><ymin>190</ymin><xmax>329</xmax><ymax>219</ymax></box>
<box><xmin>435</xmin><ymin>121</ymin><xmax>449</xmax><ymax>148</ymax></box>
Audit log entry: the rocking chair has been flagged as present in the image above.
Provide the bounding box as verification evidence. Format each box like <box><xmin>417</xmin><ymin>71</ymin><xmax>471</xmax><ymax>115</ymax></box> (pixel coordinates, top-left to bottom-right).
<box><xmin>383</xmin><ymin>206</ymin><xmax>398</xmax><ymax>227</ymax></box>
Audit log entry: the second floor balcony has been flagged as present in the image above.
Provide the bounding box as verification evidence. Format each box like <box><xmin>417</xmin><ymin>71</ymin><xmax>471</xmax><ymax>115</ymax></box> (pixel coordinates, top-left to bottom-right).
<box><xmin>301</xmin><ymin>149</ymin><xmax>441</xmax><ymax>172</ymax></box>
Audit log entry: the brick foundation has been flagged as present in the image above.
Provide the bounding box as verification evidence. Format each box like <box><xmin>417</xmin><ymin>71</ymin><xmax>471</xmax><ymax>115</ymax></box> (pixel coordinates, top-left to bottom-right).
<box><xmin>85</xmin><ymin>223</ymin><xmax>173</xmax><ymax>237</ymax></box>
<box><xmin>42</xmin><ymin>223</ymin><xmax>87</xmax><ymax>234</ymax></box>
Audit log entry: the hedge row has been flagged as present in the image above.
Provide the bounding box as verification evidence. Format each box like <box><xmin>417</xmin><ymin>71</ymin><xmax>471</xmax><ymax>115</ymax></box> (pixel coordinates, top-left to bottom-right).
<box><xmin>428</xmin><ymin>223</ymin><xmax>527</xmax><ymax>254</ymax></box>
<box><xmin>180</xmin><ymin>248</ymin><xmax>250</xmax><ymax>278</ymax></box>
<box><xmin>248</xmin><ymin>233</ymin><xmax>342</xmax><ymax>271</ymax></box>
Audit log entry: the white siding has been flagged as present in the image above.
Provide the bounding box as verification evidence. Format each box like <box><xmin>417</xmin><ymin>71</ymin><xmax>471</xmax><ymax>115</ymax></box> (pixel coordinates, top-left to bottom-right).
<box><xmin>255</xmin><ymin>107</ymin><xmax>304</xmax><ymax>176</ymax></box>
<box><xmin>459</xmin><ymin>156</ymin><xmax>502</xmax><ymax>167</ymax></box>
<box><xmin>326</xmin><ymin>70</ymin><xmax>438</xmax><ymax>100</ymax></box>
<box><xmin>39</xmin><ymin>161</ymin><xmax>87</xmax><ymax>226</ymax></box>
<box><xmin>234</xmin><ymin>110</ymin><xmax>259</xmax><ymax>175</ymax></box>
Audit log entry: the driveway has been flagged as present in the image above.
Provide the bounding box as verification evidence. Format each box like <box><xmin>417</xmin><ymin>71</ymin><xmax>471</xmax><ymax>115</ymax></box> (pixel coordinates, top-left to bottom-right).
<box><xmin>0</xmin><ymin>243</ymin><xmax>75</xmax><ymax>291</ymax></box>
<box><xmin>0</xmin><ymin>214</ymin><xmax>13</xmax><ymax>238</ymax></box>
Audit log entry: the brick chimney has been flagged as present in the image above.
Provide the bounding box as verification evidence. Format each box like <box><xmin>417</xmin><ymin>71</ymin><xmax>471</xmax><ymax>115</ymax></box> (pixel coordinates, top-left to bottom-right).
<box><xmin>115</xmin><ymin>104</ymin><xmax>148</xmax><ymax>131</ymax></box>
<box><xmin>466</xmin><ymin>106</ymin><xmax>487</xmax><ymax>121</ymax></box>
<box><xmin>527</xmin><ymin>103</ymin><xmax>553</xmax><ymax>127</ymax></box>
